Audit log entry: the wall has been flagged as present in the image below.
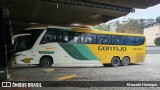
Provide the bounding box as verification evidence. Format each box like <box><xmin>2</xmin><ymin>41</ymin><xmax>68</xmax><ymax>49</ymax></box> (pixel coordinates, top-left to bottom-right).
<box><xmin>144</xmin><ymin>23</ymin><xmax>160</xmax><ymax>46</ymax></box>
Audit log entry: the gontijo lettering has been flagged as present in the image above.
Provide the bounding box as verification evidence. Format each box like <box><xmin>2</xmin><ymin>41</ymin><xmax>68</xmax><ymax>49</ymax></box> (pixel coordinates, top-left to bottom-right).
<box><xmin>98</xmin><ymin>46</ymin><xmax>126</xmax><ymax>51</ymax></box>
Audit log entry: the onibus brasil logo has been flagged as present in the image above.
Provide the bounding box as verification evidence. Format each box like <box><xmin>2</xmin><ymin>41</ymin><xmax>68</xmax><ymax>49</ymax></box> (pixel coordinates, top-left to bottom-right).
<box><xmin>1</xmin><ymin>82</ymin><xmax>42</xmax><ymax>87</ymax></box>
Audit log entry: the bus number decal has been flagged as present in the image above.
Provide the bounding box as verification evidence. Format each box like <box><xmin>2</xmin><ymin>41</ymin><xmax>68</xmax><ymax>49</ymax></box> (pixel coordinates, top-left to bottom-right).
<box><xmin>133</xmin><ymin>48</ymin><xmax>142</xmax><ymax>50</ymax></box>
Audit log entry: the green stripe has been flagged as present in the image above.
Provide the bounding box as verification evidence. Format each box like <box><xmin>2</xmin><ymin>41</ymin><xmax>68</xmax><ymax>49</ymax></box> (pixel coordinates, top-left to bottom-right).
<box><xmin>59</xmin><ymin>43</ymin><xmax>99</xmax><ymax>60</ymax></box>
<box><xmin>73</xmin><ymin>44</ymin><xmax>99</xmax><ymax>60</ymax></box>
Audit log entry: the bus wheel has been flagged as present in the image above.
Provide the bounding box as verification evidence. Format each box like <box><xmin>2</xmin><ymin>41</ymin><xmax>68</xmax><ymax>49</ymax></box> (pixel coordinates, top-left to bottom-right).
<box><xmin>39</xmin><ymin>57</ymin><xmax>53</xmax><ymax>68</ymax></box>
<box><xmin>121</xmin><ymin>57</ymin><xmax>130</xmax><ymax>66</ymax></box>
<box><xmin>111</xmin><ymin>57</ymin><xmax>120</xmax><ymax>67</ymax></box>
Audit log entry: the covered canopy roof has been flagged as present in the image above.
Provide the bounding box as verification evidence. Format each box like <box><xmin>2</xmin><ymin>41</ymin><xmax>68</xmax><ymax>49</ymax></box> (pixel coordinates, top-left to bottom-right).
<box><xmin>4</xmin><ymin>0</ymin><xmax>160</xmax><ymax>26</ymax></box>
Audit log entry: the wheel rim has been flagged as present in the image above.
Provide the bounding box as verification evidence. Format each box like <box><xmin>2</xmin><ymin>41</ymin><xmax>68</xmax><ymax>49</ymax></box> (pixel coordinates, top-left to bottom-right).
<box><xmin>123</xmin><ymin>58</ymin><xmax>129</xmax><ymax>64</ymax></box>
<box><xmin>122</xmin><ymin>57</ymin><xmax>129</xmax><ymax>65</ymax></box>
<box><xmin>43</xmin><ymin>60</ymin><xmax>50</xmax><ymax>66</ymax></box>
<box><xmin>113</xmin><ymin>59</ymin><xmax>119</xmax><ymax>64</ymax></box>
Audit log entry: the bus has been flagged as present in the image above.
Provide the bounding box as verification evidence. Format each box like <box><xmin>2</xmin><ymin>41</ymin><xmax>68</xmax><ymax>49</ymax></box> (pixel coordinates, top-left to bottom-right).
<box><xmin>12</xmin><ymin>26</ymin><xmax>146</xmax><ymax>67</ymax></box>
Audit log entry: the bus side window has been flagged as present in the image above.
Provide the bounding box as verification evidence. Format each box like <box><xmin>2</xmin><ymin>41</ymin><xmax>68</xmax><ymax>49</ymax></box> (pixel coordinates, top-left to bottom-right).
<box><xmin>41</xmin><ymin>31</ymin><xmax>56</xmax><ymax>43</ymax></box>
<box><xmin>136</xmin><ymin>37</ymin><xmax>144</xmax><ymax>45</ymax></box>
<box><xmin>106</xmin><ymin>35</ymin><xmax>111</xmax><ymax>44</ymax></box>
<box><xmin>140</xmin><ymin>37</ymin><xmax>145</xmax><ymax>45</ymax></box>
<box><xmin>74</xmin><ymin>33</ymin><xmax>81</xmax><ymax>44</ymax></box>
<box><xmin>97</xmin><ymin>35</ymin><xmax>101</xmax><ymax>44</ymax></box>
<box><xmin>62</xmin><ymin>32</ymin><xmax>69</xmax><ymax>43</ymax></box>
<box><xmin>85</xmin><ymin>34</ymin><xmax>92</xmax><ymax>44</ymax></box>
<box><xmin>125</xmin><ymin>36</ymin><xmax>132</xmax><ymax>45</ymax></box>
<box><xmin>91</xmin><ymin>34</ymin><xmax>96</xmax><ymax>44</ymax></box>
<box><xmin>131</xmin><ymin>37</ymin><xmax>136</xmax><ymax>45</ymax></box>
<box><xmin>55</xmin><ymin>31</ymin><xmax>62</xmax><ymax>42</ymax></box>
<box><xmin>100</xmin><ymin>36</ymin><xmax>106</xmax><ymax>44</ymax></box>
<box><xmin>80</xmin><ymin>33</ymin><xmax>96</xmax><ymax>44</ymax></box>
<box><xmin>112</xmin><ymin>35</ymin><xmax>119</xmax><ymax>45</ymax></box>
<box><xmin>45</xmin><ymin>34</ymin><xmax>52</xmax><ymax>41</ymax></box>
<box><xmin>119</xmin><ymin>36</ymin><xmax>125</xmax><ymax>45</ymax></box>
<box><xmin>116</xmin><ymin>36</ymin><xmax>120</xmax><ymax>45</ymax></box>
<box><xmin>80</xmin><ymin>33</ymin><xmax>85</xmax><ymax>43</ymax></box>
<box><xmin>67</xmin><ymin>32</ymin><xmax>74</xmax><ymax>43</ymax></box>
<box><xmin>97</xmin><ymin>34</ymin><xmax>106</xmax><ymax>44</ymax></box>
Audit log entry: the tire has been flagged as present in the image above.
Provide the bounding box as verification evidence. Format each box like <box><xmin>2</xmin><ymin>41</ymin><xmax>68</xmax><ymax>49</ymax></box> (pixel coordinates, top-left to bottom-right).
<box><xmin>111</xmin><ymin>57</ymin><xmax>120</xmax><ymax>67</ymax></box>
<box><xmin>39</xmin><ymin>57</ymin><xmax>53</xmax><ymax>68</ymax></box>
<box><xmin>121</xmin><ymin>57</ymin><xmax>130</xmax><ymax>66</ymax></box>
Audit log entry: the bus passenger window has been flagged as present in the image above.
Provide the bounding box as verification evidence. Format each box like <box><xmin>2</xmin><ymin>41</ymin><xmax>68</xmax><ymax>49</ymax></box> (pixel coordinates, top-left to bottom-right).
<box><xmin>112</xmin><ymin>36</ymin><xmax>119</xmax><ymax>45</ymax></box>
<box><xmin>140</xmin><ymin>37</ymin><xmax>144</xmax><ymax>45</ymax></box>
<box><xmin>136</xmin><ymin>37</ymin><xmax>144</xmax><ymax>45</ymax></box>
<box><xmin>106</xmin><ymin>35</ymin><xmax>111</xmax><ymax>44</ymax></box>
<box><xmin>81</xmin><ymin>34</ymin><xmax>93</xmax><ymax>44</ymax></box>
<box><xmin>97</xmin><ymin>35</ymin><xmax>106</xmax><ymax>44</ymax></box>
<box><xmin>45</xmin><ymin>34</ymin><xmax>52</xmax><ymax>41</ymax></box>
<box><xmin>74</xmin><ymin>33</ymin><xmax>81</xmax><ymax>43</ymax></box>
<box><xmin>91</xmin><ymin>34</ymin><xmax>96</xmax><ymax>44</ymax></box>
<box><xmin>80</xmin><ymin>33</ymin><xmax>85</xmax><ymax>43</ymax></box>
<box><xmin>116</xmin><ymin>36</ymin><xmax>120</xmax><ymax>45</ymax></box>
<box><xmin>119</xmin><ymin>36</ymin><xmax>125</xmax><ymax>45</ymax></box>
<box><xmin>100</xmin><ymin>37</ymin><xmax>106</xmax><ymax>44</ymax></box>
<box><xmin>86</xmin><ymin>34</ymin><xmax>96</xmax><ymax>44</ymax></box>
<box><xmin>67</xmin><ymin>32</ymin><xmax>74</xmax><ymax>43</ymax></box>
<box><xmin>41</xmin><ymin>31</ymin><xmax>56</xmax><ymax>43</ymax></box>
<box><xmin>62</xmin><ymin>32</ymin><xmax>69</xmax><ymax>43</ymax></box>
<box><xmin>52</xmin><ymin>31</ymin><xmax>61</xmax><ymax>42</ymax></box>
<box><xmin>131</xmin><ymin>37</ymin><xmax>136</xmax><ymax>45</ymax></box>
<box><xmin>125</xmin><ymin>36</ymin><xmax>132</xmax><ymax>45</ymax></box>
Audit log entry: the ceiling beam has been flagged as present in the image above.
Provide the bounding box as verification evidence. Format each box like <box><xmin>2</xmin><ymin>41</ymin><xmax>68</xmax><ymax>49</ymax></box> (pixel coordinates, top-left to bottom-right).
<box><xmin>41</xmin><ymin>0</ymin><xmax>135</xmax><ymax>13</ymax></box>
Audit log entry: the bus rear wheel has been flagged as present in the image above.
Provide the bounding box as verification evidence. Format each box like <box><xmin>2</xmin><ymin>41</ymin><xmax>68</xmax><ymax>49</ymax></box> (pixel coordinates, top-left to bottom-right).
<box><xmin>111</xmin><ymin>57</ymin><xmax>120</xmax><ymax>67</ymax></box>
<box><xmin>39</xmin><ymin>57</ymin><xmax>53</xmax><ymax>68</ymax></box>
<box><xmin>121</xmin><ymin>56</ymin><xmax>130</xmax><ymax>66</ymax></box>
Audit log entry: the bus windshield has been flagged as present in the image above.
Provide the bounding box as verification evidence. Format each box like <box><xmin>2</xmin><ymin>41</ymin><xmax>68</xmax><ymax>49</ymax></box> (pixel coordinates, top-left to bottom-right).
<box><xmin>14</xmin><ymin>35</ymin><xmax>32</xmax><ymax>52</ymax></box>
<box><xmin>14</xmin><ymin>29</ymin><xmax>44</xmax><ymax>52</ymax></box>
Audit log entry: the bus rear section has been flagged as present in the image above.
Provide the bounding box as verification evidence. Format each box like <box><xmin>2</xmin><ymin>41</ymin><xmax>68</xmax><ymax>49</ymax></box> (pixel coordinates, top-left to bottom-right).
<box><xmin>86</xmin><ymin>35</ymin><xmax>146</xmax><ymax>67</ymax></box>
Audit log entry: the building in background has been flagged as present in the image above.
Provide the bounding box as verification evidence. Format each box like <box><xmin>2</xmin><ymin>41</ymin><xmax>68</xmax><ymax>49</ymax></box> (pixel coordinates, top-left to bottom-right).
<box><xmin>109</xmin><ymin>22</ymin><xmax>117</xmax><ymax>32</ymax></box>
<box><xmin>142</xmin><ymin>19</ymin><xmax>155</xmax><ymax>26</ymax></box>
<box><xmin>144</xmin><ymin>23</ymin><xmax>160</xmax><ymax>46</ymax></box>
<box><xmin>121</xmin><ymin>20</ymin><xmax>129</xmax><ymax>24</ymax></box>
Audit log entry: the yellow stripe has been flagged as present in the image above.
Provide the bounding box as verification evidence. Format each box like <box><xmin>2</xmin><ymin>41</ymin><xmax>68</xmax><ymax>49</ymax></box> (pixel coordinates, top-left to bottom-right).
<box><xmin>58</xmin><ymin>74</ymin><xmax>77</xmax><ymax>81</ymax></box>
<box><xmin>44</xmin><ymin>68</ymin><xmax>54</xmax><ymax>72</ymax></box>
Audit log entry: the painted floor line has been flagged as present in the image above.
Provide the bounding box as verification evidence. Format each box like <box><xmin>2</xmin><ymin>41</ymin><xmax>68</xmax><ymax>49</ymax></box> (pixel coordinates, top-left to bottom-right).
<box><xmin>44</xmin><ymin>68</ymin><xmax>54</xmax><ymax>72</ymax></box>
<box><xmin>58</xmin><ymin>74</ymin><xmax>77</xmax><ymax>81</ymax></box>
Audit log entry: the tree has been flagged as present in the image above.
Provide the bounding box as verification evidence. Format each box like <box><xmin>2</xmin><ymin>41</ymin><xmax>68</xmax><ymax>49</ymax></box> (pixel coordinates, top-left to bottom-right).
<box><xmin>93</xmin><ymin>23</ymin><xmax>110</xmax><ymax>31</ymax></box>
<box><xmin>154</xmin><ymin>37</ymin><xmax>160</xmax><ymax>46</ymax></box>
<box><xmin>116</xmin><ymin>19</ymin><xmax>144</xmax><ymax>34</ymax></box>
<box><xmin>156</xmin><ymin>16</ymin><xmax>160</xmax><ymax>23</ymax></box>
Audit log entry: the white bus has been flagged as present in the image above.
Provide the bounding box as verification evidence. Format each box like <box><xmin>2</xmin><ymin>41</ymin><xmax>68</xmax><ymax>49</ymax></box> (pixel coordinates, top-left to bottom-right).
<box><xmin>12</xmin><ymin>26</ymin><xmax>146</xmax><ymax>67</ymax></box>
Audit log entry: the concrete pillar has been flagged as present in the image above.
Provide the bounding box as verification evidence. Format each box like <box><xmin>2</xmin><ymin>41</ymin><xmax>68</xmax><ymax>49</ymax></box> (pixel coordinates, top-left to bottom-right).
<box><xmin>0</xmin><ymin>1</ymin><xmax>12</xmax><ymax>80</ymax></box>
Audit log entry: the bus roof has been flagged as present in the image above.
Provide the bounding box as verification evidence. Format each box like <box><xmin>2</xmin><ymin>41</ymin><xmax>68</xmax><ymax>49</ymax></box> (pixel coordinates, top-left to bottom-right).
<box><xmin>73</xmin><ymin>28</ymin><xmax>145</xmax><ymax>37</ymax></box>
<box><xmin>25</xmin><ymin>25</ymin><xmax>72</xmax><ymax>30</ymax></box>
<box><xmin>25</xmin><ymin>25</ymin><xmax>145</xmax><ymax>37</ymax></box>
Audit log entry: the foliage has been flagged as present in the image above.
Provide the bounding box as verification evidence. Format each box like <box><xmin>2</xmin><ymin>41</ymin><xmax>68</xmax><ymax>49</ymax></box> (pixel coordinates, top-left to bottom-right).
<box><xmin>116</xmin><ymin>19</ymin><xmax>144</xmax><ymax>34</ymax></box>
<box><xmin>154</xmin><ymin>37</ymin><xmax>160</xmax><ymax>46</ymax></box>
<box><xmin>93</xmin><ymin>24</ymin><xmax>110</xmax><ymax>31</ymax></box>
<box><xmin>156</xmin><ymin>16</ymin><xmax>160</xmax><ymax>23</ymax></box>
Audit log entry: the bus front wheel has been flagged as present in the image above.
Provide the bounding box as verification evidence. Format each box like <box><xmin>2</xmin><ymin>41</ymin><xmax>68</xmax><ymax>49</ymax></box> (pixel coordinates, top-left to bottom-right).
<box><xmin>111</xmin><ymin>57</ymin><xmax>120</xmax><ymax>67</ymax></box>
<box><xmin>121</xmin><ymin>57</ymin><xmax>130</xmax><ymax>66</ymax></box>
<box><xmin>39</xmin><ymin>57</ymin><xmax>53</xmax><ymax>68</ymax></box>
